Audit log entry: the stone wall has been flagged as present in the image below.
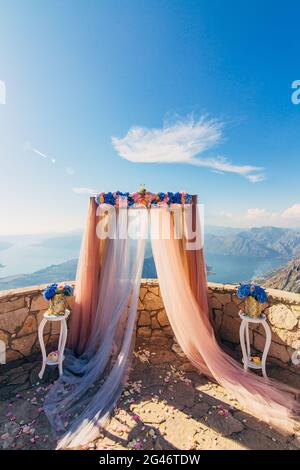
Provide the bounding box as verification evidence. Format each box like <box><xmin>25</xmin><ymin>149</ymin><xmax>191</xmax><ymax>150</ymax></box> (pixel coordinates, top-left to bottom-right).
<box><xmin>0</xmin><ymin>280</ymin><xmax>300</xmax><ymax>373</ymax></box>
<box><xmin>208</xmin><ymin>283</ymin><xmax>300</xmax><ymax>372</ymax></box>
<box><xmin>0</xmin><ymin>284</ymin><xmax>74</xmax><ymax>363</ymax></box>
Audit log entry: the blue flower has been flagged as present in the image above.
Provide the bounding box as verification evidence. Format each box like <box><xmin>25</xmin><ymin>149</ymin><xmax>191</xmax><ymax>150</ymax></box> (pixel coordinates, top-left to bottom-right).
<box><xmin>104</xmin><ymin>192</ymin><xmax>115</xmax><ymax>205</ymax></box>
<box><xmin>237</xmin><ymin>283</ymin><xmax>251</xmax><ymax>299</ymax></box>
<box><xmin>167</xmin><ymin>192</ymin><xmax>175</xmax><ymax>204</ymax></box>
<box><xmin>43</xmin><ymin>283</ymin><xmax>58</xmax><ymax>300</ymax></box>
<box><xmin>253</xmin><ymin>285</ymin><xmax>260</xmax><ymax>296</ymax></box>
<box><xmin>63</xmin><ymin>284</ymin><xmax>74</xmax><ymax>297</ymax></box>
<box><xmin>237</xmin><ymin>283</ymin><xmax>267</xmax><ymax>303</ymax></box>
<box><xmin>96</xmin><ymin>191</ymin><xmax>193</xmax><ymax>206</ymax></box>
<box><xmin>173</xmin><ymin>192</ymin><xmax>181</xmax><ymax>203</ymax></box>
<box><xmin>166</xmin><ymin>191</ymin><xmax>182</xmax><ymax>204</ymax></box>
<box><xmin>254</xmin><ymin>286</ymin><xmax>267</xmax><ymax>303</ymax></box>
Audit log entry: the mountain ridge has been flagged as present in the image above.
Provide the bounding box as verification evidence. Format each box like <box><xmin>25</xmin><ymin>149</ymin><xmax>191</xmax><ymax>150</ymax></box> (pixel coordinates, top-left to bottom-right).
<box><xmin>261</xmin><ymin>256</ymin><xmax>300</xmax><ymax>293</ymax></box>
<box><xmin>205</xmin><ymin>226</ymin><xmax>300</xmax><ymax>258</ymax></box>
<box><xmin>0</xmin><ymin>259</ymin><xmax>78</xmax><ymax>290</ymax></box>
<box><xmin>1</xmin><ymin>226</ymin><xmax>300</xmax><ymax>291</ymax></box>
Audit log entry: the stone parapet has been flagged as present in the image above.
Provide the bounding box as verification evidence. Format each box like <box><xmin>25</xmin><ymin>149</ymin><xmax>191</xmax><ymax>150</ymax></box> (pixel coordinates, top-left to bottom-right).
<box><xmin>0</xmin><ymin>280</ymin><xmax>299</xmax><ymax>373</ymax></box>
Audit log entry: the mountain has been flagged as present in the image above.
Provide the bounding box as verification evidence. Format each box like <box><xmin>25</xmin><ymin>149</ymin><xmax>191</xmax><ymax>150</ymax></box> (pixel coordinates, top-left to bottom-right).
<box><xmin>205</xmin><ymin>227</ymin><xmax>300</xmax><ymax>258</ymax></box>
<box><xmin>0</xmin><ymin>255</ymin><xmax>214</xmax><ymax>290</ymax></box>
<box><xmin>261</xmin><ymin>257</ymin><xmax>300</xmax><ymax>293</ymax></box>
<box><xmin>31</xmin><ymin>231</ymin><xmax>82</xmax><ymax>250</ymax></box>
<box><xmin>1</xmin><ymin>226</ymin><xmax>300</xmax><ymax>291</ymax></box>
<box><xmin>205</xmin><ymin>225</ymin><xmax>243</xmax><ymax>237</ymax></box>
<box><xmin>0</xmin><ymin>259</ymin><xmax>78</xmax><ymax>291</ymax></box>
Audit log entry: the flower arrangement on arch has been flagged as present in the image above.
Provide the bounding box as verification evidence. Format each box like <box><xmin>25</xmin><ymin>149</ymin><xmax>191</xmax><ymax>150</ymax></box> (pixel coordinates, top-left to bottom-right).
<box><xmin>237</xmin><ymin>283</ymin><xmax>268</xmax><ymax>318</ymax></box>
<box><xmin>95</xmin><ymin>187</ymin><xmax>193</xmax><ymax>208</ymax></box>
<box><xmin>43</xmin><ymin>283</ymin><xmax>74</xmax><ymax>316</ymax></box>
<box><xmin>237</xmin><ymin>283</ymin><xmax>267</xmax><ymax>304</ymax></box>
<box><xmin>43</xmin><ymin>283</ymin><xmax>74</xmax><ymax>301</ymax></box>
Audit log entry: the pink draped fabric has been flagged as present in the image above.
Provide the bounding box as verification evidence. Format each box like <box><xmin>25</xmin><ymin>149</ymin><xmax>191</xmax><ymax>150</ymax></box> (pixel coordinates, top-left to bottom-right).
<box><xmin>45</xmin><ymin>206</ymin><xmax>147</xmax><ymax>448</ymax></box>
<box><xmin>68</xmin><ymin>198</ymin><xmax>106</xmax><ymax>354</ymax></box>
<box><xmin>45</xmin><ymin>197</ymin><xmax>299</xmax><ymax>449</ymax></box>
<box><xmin>151</xmin><ymin>205</ymin><xmax>300</xmax><ymax>434</ymax></box>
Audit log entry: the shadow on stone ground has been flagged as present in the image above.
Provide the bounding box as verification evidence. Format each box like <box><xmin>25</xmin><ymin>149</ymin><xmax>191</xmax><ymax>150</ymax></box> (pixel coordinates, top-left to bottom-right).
<box><xmin>0</xmin><ymin>337</ymin><xmax>300</xmax><ymax>450</ymax></box>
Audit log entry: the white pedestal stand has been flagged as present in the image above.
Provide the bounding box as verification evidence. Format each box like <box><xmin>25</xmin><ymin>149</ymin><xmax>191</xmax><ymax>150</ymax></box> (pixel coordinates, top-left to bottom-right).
<box><xmin>239</xmin><ymin>310</ymin><xmax>271</xmax><ymax>378</ymax></box>
<box><xmin>38</xmin><ymin>309</ymin><xmax>70</xmax><ymax>379</ymax></box>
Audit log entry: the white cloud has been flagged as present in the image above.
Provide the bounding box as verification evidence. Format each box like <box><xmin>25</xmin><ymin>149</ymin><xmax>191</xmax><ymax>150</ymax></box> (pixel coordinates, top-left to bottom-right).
<box><xmin>241</xmin><ymin>206</ymin><xmax>300</xmax><ymax>227</ymax></box>
<box><xmin>210</xmin><ymin>204</ymin><xmax>300</xmax><ymax>228</ymax></box>
<box><xmin>32</xmin><ymin>147</ymin><xmax>56</xmax><ymax>164</ymax></box>
<box><xmin>219</xmin><ymin>210</ymin><xmax>233</xmax><ymax>219</ymax></box>
<box><xmin>72</xmin><ymin>187</ymin><xmax>96</xmax><ymax>195</ymax></box>
<box><xmin>245</xmin><ymin>208</ymin><xmax>281</xmax><ymax>226</ymax></box>
<box><xmin>282</xmin><ymin>204</ymin><xmax>300</xmax><ymax>219</ymax></box>
<box><xmin>246</xmin><ymin>208</ymin><xmax>269</xmax><ymax>219</ymax></box>
<box><xmin>246</xmin><ymin>174</ymin><xmax>266</xmax><ymax>183</ymax></box>
<box><xmin>33</xmin><ymin>148</ymin><xmax>48</xmax><ymax>159</ymax></box>
<box><xmin>112</xmin><ymin>117</ymin><xmax>265</xmax><ymax>182</ymax></box>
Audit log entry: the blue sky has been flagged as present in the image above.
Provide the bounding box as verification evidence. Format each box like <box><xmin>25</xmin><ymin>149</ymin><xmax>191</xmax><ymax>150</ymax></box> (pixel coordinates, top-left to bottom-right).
<box><xmin>0</xmin><ymin>0</ymin><xmax>300</xmax><ymax>234</ymax></box>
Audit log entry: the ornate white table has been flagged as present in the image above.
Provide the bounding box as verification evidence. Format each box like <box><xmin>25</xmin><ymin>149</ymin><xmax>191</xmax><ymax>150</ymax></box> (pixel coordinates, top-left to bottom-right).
<box><xmin>238</xmin><ymin>310</ymin><xmax>271</xmax><ymax>378</ymax></box>
<box><xmin>38</xmin><ymin>309</ymin><xmax>70</xmax><ymax>379</ymax></box>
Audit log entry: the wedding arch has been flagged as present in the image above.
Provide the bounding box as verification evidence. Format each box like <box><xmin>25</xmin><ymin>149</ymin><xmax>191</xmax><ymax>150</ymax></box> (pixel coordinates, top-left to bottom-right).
<box><xmin>44</xmin><ymin>192</ymin><xmax>300</xmax><ymax>449</ymax></box>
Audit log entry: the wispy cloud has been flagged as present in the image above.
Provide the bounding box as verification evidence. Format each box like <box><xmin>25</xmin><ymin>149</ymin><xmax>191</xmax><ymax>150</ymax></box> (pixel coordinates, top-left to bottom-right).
<box><xmin>72</xmin><ymin>187</ymin><xmax>96</xmax><ymax>195</ymax></box>
<box><xmin>112</xmin><ymin>117</ymin><xmax>265</xmax><ymax>182</ymax></box>
<box><xmin>32</xmin><ymin>147</ymin><xmax>56</xmax><ymax>164</ymax></box>
<box><xmin>33</xmin><ymin>148</ymin><xmax>48</xmax><ymax>159</ymax></box>
<box><xmin>246</xmin><ymin>174</ymin><xmax>266</xmax><ymax>183</ymax></box>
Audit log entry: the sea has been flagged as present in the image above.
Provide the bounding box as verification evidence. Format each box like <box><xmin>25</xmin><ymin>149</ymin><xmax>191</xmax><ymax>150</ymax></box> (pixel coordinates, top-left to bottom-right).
<box><xmin>0</xmin><ymin>234</ymin><xmax>287</xmax><ymax>287</ymax></box>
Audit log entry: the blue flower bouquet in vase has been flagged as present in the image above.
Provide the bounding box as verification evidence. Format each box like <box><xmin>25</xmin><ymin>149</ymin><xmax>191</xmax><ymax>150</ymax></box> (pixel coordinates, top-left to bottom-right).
<box><xmin>237</xmin><ymin>283</ymin><xmax>267</xmax><ymax>318</ymax></box>
<box><xmin>43</xmin><ymin>283</ymin><xmax>73</xmax><ymax>316</ymax></box>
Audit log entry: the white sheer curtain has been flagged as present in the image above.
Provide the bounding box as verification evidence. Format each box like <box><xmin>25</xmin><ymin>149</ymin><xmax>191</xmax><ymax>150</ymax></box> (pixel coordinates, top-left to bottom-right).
<box><xmin>45</xmin><ymin>202</ymin><xmax>299</xmax><ymax>449</ymax></box>
<box><xmin>44</xmin><ymin>208</ymin><xmax>148</xmax><ymax>449</ymax></box>
<box><xmin>151</xmin><ymin>207</ymin><xmax>300</xmax><ymax>434</ymax></box>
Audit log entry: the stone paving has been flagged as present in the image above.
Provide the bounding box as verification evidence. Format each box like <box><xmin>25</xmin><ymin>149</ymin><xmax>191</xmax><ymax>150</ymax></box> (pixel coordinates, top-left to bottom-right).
<box><xmin>0</xmin><ymin>338</ymin><xmax>300</xmax><ymax>450</ymax></box>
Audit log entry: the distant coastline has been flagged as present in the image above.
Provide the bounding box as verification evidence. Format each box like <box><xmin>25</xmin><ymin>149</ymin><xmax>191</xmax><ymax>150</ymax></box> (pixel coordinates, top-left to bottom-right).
<box><xmin>1</xmin><ymin>225</ymin><xmax>300</xmax><ymax>291</ymax></box>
